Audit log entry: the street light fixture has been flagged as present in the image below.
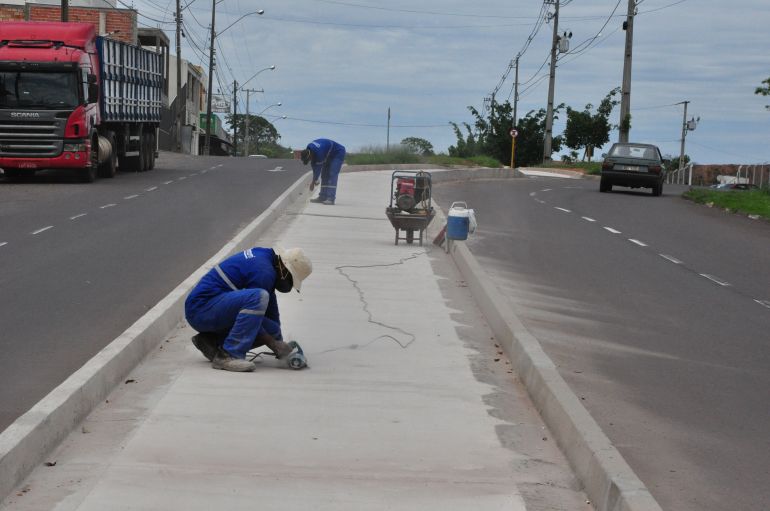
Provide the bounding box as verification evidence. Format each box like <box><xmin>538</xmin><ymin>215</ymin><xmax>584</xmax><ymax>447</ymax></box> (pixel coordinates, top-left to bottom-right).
<box><xmin>258</xmin><ymin>102</ymin><xmax>282</xmax><ymax>116</ymax></box>
<box><xmin>204</xmin><ymin>6</ymin><xmax>265</xmax><ymax>156</ymax></box>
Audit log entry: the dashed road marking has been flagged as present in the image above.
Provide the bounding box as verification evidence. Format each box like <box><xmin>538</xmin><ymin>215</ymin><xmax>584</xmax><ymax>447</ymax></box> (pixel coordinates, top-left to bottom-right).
<box><xmin>535</xmin><ymin>199</ymin><xmax>546</xmax><ymax>204</ymax></box>
<box><xmin>124</xmin><ymin>194</ymin><xmax>139</xmax><ymax>200</ymax></box>
<box><xmin>604</xmin><ymin>227</ymin><xmax>621</xmax><ymax>234</ymax></box>
<box><xmin>629</xmin><ymin>239</ymin><xmax>647</xmax><ymax>247</ymax></box>
<box><xmin>100</xmin><ymin>204</ymin><xmax>116</xmax><ymax>209</ymax></box>
<box><xmin>581</xmin><ymin>216</ymin><xmax>596</xmax><ymax>222</ymax></box>
<box><xmin>145</xmin><ymin>186</ymin><xmax>158</xmax><ymax>192</ymax></box>
<box><xmin>163</xmin><ymin>180</ymin><xmax>174</xmax><ymax>185</ymax></box>
<box><xmin>700</xmin><ymin>274</ymin><xmax>730</xmax><ymax>286</ymax></box>
<box><xmin>660</xmin><ymin>254</ymin><xmax>682</xmax><ymax>264</ymax></box>
<box><xmin>755</xmin><ymin>300</ymin><xmax>770</xmax><ymax>309</ymax></box>
<box><xmin>555</xmin><ymin>207</ymin><xmax>571</xmax><ymax>213</ymax></box>
<box><xmin>31</xmin><ymin>226</ymin><xmax>53</xmax><ymax>235</ymax></box>
<box><xmin>201</xmin><ymin>169</ymin><xmax>208</xmax><ymax>174</ymax></box>
<box><xmin>0</xmin><ymin>242</ymin><xmax>7</xmax><ymax>248</ymax></box>
<box><xmin>529</xmin><ymin>192</ymin><xmax>536</xmax><ymax>196</ymax></box>
<box><xmin>69</xmin><ymin>213</ymin><xmax>87</xmax><ymax>220</ymax></box>
<box><xmin>190</xmin><ymin>173</ymin><xmax>198</xmax><ymax>176</ymax></box>
<box><xmin>177</xmin><ymin>176</ymin><xmax>187</xmax><ymax>181</ymax></box>
<box><xmin>541</xmin><ymin>188</ymin><xmax>552</xmax><ymax>192</ymax></box>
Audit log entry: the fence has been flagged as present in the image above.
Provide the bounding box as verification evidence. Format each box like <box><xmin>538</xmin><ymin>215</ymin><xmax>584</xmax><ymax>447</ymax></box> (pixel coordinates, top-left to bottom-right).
<box><xmin>667</xmin><ymin>163</ymin><xmax>769</xmax><ymax>188</ymax></box>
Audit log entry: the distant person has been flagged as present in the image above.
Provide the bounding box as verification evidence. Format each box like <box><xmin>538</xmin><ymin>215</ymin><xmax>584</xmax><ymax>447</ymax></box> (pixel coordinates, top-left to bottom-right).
<box><xmin>185</xmin><ymin>247</ymin><xmax>312</xmax><ymax>372</ymax></box>
<box><xmin>300</xmin><ymin>138</ymin><xmax>346</xmax><ymax>205</ymax></box>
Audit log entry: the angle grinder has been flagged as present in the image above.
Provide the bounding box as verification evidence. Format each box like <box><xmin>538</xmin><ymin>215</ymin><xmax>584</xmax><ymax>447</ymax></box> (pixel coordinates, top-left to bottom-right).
<box><xmin>248</xmin><ymin>340</ymin><xmax>308</xmax><ymax>370</ymax></box>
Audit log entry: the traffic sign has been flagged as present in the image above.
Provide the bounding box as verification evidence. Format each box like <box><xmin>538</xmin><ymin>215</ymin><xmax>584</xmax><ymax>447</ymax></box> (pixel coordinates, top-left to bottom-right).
<box><xmin>509</xmin><ymin>128</ymin><xmax>518</xmax><ymax>138</ymax></box>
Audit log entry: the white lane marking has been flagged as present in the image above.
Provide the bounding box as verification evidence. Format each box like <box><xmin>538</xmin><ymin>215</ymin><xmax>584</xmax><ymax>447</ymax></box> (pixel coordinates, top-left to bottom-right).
<box><xmin>70</xmin><ymin>213</ymin><xmax>87</xmax><ymax>220</ymax></box>
<box><xmin>0</xmin><ymin>242</ymin><xmax>7</xmax><ymax>247</ymax></box>
<box><xmin>177</xmin><ymin>176</ymin><xmax>187</xmax><ymax>181</ymax></box>
<box><xmin>124</xmin><ymin>194</ymin><xmax>139</xmax><ymax>200</ymax></box>
<box><xmin>541</xmin><ymin>188</ymin><xmax>552</xmax><ymax>192</ymax></box>
<box><xmin>201</xmin><ymin>169</ymin><xmax>208</xmax><ymax>174</ymax></box>
<box><xmin>604</xmin><ymin>227</ymin><xmax>621</xmax><ymax>234</ymax></box>
<box><xmin>266</xmin><ymin>166</ymin><xmax>285</xmax><ymax>172</ymax></box>
<box><xmin>555</xmin><ymin>207</ymin><xmax>571</xmax><ymax>213</ymax></box>
<box><xmin>100</xmin><ymin>203</ymin><xmax>116</xmax><ymax>209</ymax></box>
<box><xmin>190</xmin><ymin>173</ymin><xmax>198</xmax><ymax>176</ymax></box>
<box><xmin>700</xmin><ymin>274</ymin><xmax>730</xmax><ymax>286</ymax></box>
<box><xmin>535</xmin><ymin>199</ymin><xmax>546</xmax><ymax>204</ymax></box>
<box><xmin>209</xmin><ymin>166</ymin><xmax>217</xmax><ymax>170</ymax></box>
<box><xmin>529</xmin><ymin>192</ymin><xmax>536</xmax><ymax>197</ymax></box>
<box><xmin>31</xmin><ymin>226</ymin><xmax>53</xmax><ymax>235</ymax></box>
<box><xmin>582</xmin><ymin>216</ymin><xmax>596</xmax><ymax>222</ymax></box>
<box><xmin>659</xmin><ymin>254</ymin><xmax>682</xmax><ymax>264</ymax></box>
<box><xmin>145</xmin><ymin>186</ymin><xmax>158</xmax><ymax>192</ymax></box>
<box><xmin>629</xmin><ymin>239</ymin><xmax>648</xmax><ymax>247</ymax></box>
<box><xmin>163</xmin><ymin>180</ymin><xmax>174</xmax><ymax>185</ymax></box>
<box><xmin>755</xmin><ymin>300</ymin><xmax>770</xmax><ymax>309</ymax></box>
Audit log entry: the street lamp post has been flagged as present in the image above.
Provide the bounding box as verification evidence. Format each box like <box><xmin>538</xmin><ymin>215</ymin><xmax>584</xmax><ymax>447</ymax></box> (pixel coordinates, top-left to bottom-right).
<box><xmin>258</xmin><ymin>102</ymin><xmax>282</xmax><ymax>116</ymax></box>
<box><xmin>238</xmin><ymin>66</ymin><xmax>275</xmax><ymax>156</ymax></box>
<box><xmin>204</xmin><ymin>6</ymin><xmax>264</xmax><ymax>156</ymax></box>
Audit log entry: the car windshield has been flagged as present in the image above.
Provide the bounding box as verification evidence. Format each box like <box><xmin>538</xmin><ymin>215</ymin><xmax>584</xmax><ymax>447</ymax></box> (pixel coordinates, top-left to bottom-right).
<box><xmin>610</xmin><ymin>144</ymin><xmax>658</xmax><ymax>160</ymax></box>
<box><xmin>0</xmin><ymin>71</ymin><xmax>80</xmax><ymax>109</ymax></box>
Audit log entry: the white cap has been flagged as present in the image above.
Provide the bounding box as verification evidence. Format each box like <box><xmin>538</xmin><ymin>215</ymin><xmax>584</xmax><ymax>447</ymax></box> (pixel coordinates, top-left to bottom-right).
<box><xmin>276</xmin><ymin>247</ymin><xmax>312</xmax><ymax>292</ymax></box>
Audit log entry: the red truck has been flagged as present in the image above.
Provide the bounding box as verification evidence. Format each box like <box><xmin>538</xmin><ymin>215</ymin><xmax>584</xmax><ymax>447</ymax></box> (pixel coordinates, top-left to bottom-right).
<box><xmin>0</xmin><ymin>21</ymin><xmax>164</xmax><ymax>182</ymax></box>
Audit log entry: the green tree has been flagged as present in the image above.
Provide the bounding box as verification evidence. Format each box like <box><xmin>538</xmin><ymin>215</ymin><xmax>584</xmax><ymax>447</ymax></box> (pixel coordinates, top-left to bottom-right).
<box><xmin>401</xmin><ymin>137</ymin><xmax>434</xmax><ymax>156</ymax></box>
<box><xmin>756</xmin><ymin>77</ymin><xmax>770</xmax><ymax>110</ymax></box>
<box><xmin>225</xmin><ymin>114</ymin><xmax>281</xmax><ymax>155</ymax></box>
<box><xmin>514</xmin><ymin>107</ymin><xmax>563</xmax><ymax>167</ymax></box>
<box><xmin>447</xmin><ymin>122</ymin><xmax>478</xmax><ymax>158</ymax></box>
<box><xmin>563</xmin><ymin>88</ymin><xmax>620</xmax><ymax>162</ymax></box>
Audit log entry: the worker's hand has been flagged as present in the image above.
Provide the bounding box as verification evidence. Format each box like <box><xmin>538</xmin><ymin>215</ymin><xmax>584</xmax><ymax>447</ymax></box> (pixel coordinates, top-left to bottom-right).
<box><xmin>309</xmin><ymin>180</ymin><xmax>317</xmax><ymax>191</ymax></box>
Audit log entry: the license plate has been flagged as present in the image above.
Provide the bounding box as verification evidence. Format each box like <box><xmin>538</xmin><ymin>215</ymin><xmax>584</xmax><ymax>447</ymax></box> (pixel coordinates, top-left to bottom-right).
<box><xmin>617</xmin><ymin>164</ymin><xmax>641</xmax><ymax>171</ymax></box>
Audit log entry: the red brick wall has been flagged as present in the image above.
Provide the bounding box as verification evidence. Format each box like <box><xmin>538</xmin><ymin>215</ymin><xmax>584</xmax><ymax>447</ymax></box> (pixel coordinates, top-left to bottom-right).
<box><xmin>0</xmin><ymin>4</ymin><xmax>25</xmax><ymax>21</ymax></box>
<box><xmin>0</xmin><ymin>4</ymin><xmax>136</xmax><ymax>44</ymax></box>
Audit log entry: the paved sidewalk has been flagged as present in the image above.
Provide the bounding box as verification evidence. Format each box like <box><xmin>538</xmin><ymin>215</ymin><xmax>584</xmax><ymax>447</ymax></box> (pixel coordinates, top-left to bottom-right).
<box><xmin>1</xmin><ymin>170</ymin><xmax>590</xmax><ymax>510</ymax></box>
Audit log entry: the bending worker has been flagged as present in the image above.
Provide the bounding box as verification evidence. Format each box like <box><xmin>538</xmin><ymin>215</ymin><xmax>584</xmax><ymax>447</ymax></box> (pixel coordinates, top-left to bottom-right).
<box><xmin>300</xmin><ymin>138</ymin><xmax>346</xmax><ymax>205</ymax></box>
<box><xmin>185</xmin><ymin>247</ymin><xmax>312</xmax><ymax>372</ymax></box>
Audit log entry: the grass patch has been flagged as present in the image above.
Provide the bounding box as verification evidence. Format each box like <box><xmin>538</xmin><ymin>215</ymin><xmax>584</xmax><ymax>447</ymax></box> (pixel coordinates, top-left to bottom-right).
<box><xmin>684</xmin><ymin>188</ymin><xmax>770</xmax><ymax>220</ymax></box>
<box><xmin>345</xmin><ymin>145</ymin><xmax>502</xmax><ymax>168</ymax></box>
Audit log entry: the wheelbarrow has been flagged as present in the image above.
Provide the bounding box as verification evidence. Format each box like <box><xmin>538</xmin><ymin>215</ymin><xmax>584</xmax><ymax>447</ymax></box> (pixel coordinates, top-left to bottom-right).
<box><xmin>385</xmin><ymin>170</ymin><xmax>435</xmax><ymax>245</ymax></box>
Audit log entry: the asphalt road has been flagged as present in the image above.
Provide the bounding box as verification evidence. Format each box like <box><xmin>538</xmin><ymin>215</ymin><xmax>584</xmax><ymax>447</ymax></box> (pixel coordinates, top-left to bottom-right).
<box><xmin>434</xmin><ymin>176</ymin><xmax>770</xmax><ymax>511</ymax></box>
<box><xmin>0</xmin><ymin>153</ymin><xmax>307</xmax><ymax>433</ymax></box>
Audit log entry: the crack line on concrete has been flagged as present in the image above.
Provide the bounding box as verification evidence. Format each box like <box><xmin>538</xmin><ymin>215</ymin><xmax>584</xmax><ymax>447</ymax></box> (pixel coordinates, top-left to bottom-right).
<box><xmin>327</xmin><ymin>250</ymin><xmax>430</xmax><ymax>352</ymax></box>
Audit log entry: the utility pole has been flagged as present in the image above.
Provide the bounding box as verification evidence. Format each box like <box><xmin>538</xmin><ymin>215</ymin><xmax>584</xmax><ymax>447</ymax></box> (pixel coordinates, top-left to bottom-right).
<box><xmin>386</xmin><ymin>107</ymin><xmax>391</xmax><ymax>152</ymax></box>
<box><xmin>513</xmin><ymin>54</ymin><xmax>520</xmax><ymax>127</ymax></box>
<box><xmin>618</xmin><ymin>0</ymin><xmax>636</xmax><ymax>143</ymax></box>
<box><xmin>61</xmin><ymin>0</ymin><xmax>68</xmax><ymax>22</ymax></box>
<box><xmin>232</xmin><ymin>80</ymin><xmax>238</xmax><ymax>156</ymax></box>
<box><xmin>243</xmin><ymin>88</ymin><xmax>259</xmax><ymax>156</ymax></box>
<box><xmin>175</xmin><ymin>0</ymin><xmax>183</xmax><ymax>152</ymax></box>
<box><xmin>543</xmin><ymin>0</ymin><xmax>560</xmax><ymax>162</ymax></box>
<box><xmin>678</xmin><ymin>100</ymin><xmax>688</xmax><ymax>171</ymax></box>
<box><xmin>204</xmin><ymin>0</ymin><xmax>217</xmax><ymax>156</ymax></box>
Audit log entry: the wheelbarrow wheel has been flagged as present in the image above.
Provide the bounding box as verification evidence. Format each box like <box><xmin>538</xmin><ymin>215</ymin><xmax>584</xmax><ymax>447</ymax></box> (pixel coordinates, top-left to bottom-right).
<box><xmin>406</xmin><ymin>229</ymin><xmax>415</xmax><ymax>244</ymax></box>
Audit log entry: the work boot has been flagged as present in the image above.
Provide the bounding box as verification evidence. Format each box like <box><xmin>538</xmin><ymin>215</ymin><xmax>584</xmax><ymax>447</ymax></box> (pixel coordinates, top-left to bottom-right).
<box><xmin>322</xmin><ymin>199</ymin><xmax>335</xmax><ymax>205</ymax></box>
<box><xmin>310</xmin><ymin>197</ymin><xmax>325</xmax><ymax>203</ymax></box>
<box><xmin>191</xmin><ymin>332</ymin><xmax>222</xmax><ymax>362</ymax></box>
<box><xmin>212</xmin><ymin>349</ymin><xmax>256</xmax><ymax>372</ymax></box>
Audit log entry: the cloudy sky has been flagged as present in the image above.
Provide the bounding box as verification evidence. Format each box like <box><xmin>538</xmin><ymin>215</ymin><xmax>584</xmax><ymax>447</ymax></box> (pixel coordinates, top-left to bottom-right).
<box><xmin>130</xmin><ymin>0</ymin><xmax>770</xmax><ymax>164</ymax></box>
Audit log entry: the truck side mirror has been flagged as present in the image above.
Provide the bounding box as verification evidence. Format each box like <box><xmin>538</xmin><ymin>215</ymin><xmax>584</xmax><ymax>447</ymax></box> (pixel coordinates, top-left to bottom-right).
<box><xmin>87</xmin><ymin>74</ymin><xmax>98</xmax><ymax>103</ymax></box>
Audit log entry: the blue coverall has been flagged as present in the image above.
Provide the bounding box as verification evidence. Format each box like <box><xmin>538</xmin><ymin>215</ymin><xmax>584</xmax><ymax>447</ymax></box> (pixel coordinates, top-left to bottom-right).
<box><xmin>307</xmin><ymin>138</ymin><xmax>346</xmax><ymax>202</ymax></box>
<box><xmin>185</xmin><ymin>248</ymin><xmax>282</xmax><ymax>359</ymax></box>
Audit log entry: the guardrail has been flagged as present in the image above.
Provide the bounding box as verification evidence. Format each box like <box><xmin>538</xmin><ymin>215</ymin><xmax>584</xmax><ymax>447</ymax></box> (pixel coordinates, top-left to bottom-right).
<box><xmin>666</xmin><ymin>162</ymin><xmax>693</xmax><ymax>185</ymax></box>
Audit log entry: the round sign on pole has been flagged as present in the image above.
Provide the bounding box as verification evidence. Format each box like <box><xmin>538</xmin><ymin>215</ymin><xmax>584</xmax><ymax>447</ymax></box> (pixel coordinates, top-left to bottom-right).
<box><xmin>509</xmin><ymin>129</ymin><xmax>518</xmax><ymax>138</ymax></box>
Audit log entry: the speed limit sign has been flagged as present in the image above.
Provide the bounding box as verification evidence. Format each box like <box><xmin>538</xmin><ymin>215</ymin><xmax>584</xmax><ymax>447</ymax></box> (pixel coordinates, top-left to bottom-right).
<box><xmin>509</xmin><ymin>128</ymin><xmax>518</xmax><ymax>138</ymax></box>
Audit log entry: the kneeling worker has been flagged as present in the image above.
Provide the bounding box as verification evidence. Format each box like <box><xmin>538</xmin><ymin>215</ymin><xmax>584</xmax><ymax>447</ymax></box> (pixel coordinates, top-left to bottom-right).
<box><xmin>185</xmin><ymin>247</ymin><xmax>312</xmax><ymax>372</ymax></box>
<box><xmin>301</xmin><ymin>138</ymin><xmax>346</xmax><ymax>205</ymax></box>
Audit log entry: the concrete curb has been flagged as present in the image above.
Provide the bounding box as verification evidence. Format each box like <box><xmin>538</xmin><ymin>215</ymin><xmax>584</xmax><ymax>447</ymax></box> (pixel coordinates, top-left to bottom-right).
<box><xmin>432</xmin><ymin>203</ymin><xmax>664</xmax><ymax>511</ymax></box>
<box><xmin>0</xmin><ymin>171</ymin><xmax>312</xmax><ymax>501</ymax></box>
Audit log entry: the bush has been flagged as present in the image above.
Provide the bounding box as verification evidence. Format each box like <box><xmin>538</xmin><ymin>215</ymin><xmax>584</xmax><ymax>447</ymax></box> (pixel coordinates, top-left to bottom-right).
<box><xmin>345</xmin><ymin>145</ymin><xmax>420</xmax><ymax>165</ymax></box>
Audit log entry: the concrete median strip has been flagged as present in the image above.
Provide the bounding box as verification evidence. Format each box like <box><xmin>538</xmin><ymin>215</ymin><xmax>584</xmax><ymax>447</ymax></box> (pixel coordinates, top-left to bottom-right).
<box><xmin>431</xmin><ymin>202</ymin><xmax>664</xmax><ymax>511</ymax></box>
<box><xmin>0</xmin><ymin>171</ymin><xmax>312</xmax><ymax>502</ymax></box>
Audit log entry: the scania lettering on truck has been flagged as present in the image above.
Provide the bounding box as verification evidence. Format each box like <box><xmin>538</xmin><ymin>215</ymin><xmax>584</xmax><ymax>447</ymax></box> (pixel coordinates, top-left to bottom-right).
<box><xmin>0</xmin><ymin>22</ymin><xmax>164</xmax><ymax>182</ymax></box>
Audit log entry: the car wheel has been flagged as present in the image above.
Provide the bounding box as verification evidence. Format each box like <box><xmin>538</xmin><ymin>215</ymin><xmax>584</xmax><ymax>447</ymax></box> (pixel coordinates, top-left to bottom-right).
<box><xmin>600</xmin><ymin>178</ymin><xmax>612</xmax><ymax>193</ymax></box>
<box><xmin>652</xmin><ymin>182</ymin><xmax>663</xmax><ymax>196</ymax></box>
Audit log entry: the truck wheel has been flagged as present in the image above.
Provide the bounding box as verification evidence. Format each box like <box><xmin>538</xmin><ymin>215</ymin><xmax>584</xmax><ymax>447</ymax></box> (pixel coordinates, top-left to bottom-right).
<box><xmin>140</xmin><ymin>133</ymin><xmax>149</xmax><ymax>172</ymax></box>
<box><xmin>98</xmin><ymin>134</ymin><xmax>117</xmax><ymax>178</ymax></box>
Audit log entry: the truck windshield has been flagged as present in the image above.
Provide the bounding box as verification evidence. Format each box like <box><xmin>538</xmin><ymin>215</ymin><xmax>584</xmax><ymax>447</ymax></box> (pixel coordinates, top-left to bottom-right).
<box><xmin>0</xmin><ymin>71</ymin><xmax>80</xmax><ymax>109</ymax></box>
